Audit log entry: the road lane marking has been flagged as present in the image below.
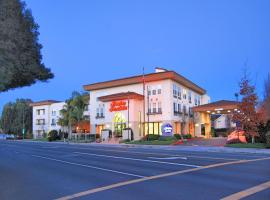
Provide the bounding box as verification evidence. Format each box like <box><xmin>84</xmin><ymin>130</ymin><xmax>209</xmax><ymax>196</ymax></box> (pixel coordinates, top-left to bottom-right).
<box><xmin>73</xmin><ymin>152</ymin><xmax>200</xmax><ymax>168</ymax></box>
<box><xmin>69</xmin><ymin>147</ymin><xmax>245</xmax><ymax>161</ymax></box>
<box><xmin>55</xmin><ymin>157</ymin><xmax>270</xmax><ymax>200</ymax></box>
<box><xmin>31</xmin><ymin>155</ymin><xmax>145</xmax><ymax>178</ymax></box>
<box><xmin>221</xmin><ymin>181</ymin><xmax>270</xmax><ymax>200</ymax></box>
<box><xmin>148</xmin><ymin>156</ymin><xmax>187</xmax><ymax>160</ymax></box>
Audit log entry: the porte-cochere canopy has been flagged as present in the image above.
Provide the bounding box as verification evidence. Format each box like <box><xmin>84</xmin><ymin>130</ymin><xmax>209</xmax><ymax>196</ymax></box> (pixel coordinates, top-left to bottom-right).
<box><xmin>192</xmin><ymin>100</ymin><xmax>240</xmax><ymax>138</ymax></box>
<box><xmin>193</xmin><ymin>100</ymin><xmax>240</xmax><ymax>114</ymax></box>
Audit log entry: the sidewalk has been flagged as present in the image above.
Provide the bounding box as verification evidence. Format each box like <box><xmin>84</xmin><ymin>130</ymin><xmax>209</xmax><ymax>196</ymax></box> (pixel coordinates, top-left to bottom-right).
<box><xmin>10</xmin><ymin>139</ymin><xmax>270</xmax><ymax>155</ymax></box>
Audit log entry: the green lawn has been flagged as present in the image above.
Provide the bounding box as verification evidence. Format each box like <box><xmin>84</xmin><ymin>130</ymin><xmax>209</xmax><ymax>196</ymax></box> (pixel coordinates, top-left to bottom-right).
<box><xmin>226</xmin><ymin>143</ymin><xmax>269</xmax><ymax>149</ymax></box>
<box><xmin>126</xmin><ymin>140</ymin><xmax>177</xmax><ymax>145</ymax></box>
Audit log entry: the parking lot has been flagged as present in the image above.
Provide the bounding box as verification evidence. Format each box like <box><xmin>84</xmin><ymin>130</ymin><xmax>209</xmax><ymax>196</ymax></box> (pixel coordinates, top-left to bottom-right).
<box><xmin>0</xmin><ymin>140</ymin><xmax>269</xmax><ymax>200</ymax></box>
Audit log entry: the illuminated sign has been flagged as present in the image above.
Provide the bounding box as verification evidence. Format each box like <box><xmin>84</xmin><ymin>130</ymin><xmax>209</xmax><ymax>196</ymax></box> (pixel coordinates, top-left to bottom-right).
<box><xmin>162</xmin><ymin>123</ymin><xmax>173</xmax><ymax>136</ymax></box>
<box><xmin>109</xmin><ymin>101</ymin><xmax>128</xmax><ymax>112</ymax></box>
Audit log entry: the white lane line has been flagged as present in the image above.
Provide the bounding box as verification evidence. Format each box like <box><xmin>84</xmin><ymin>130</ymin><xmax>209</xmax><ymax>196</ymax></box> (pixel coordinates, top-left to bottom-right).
<box><xmin>148</xmin><ymin>156</ymin><xmax>187</xmax><ymax>160</ymax></box>
<box><xmin>73</xmin><ymin>152</ymin><xmax>201</xmax><ymax>168</ymax></box>
<box><xmin>31</xmin><ymin>155</ymin><xmax>145</xmax><ymax>178</ymax></box>
<box><xmin>70</xmin><ymin>147</ymin><xmax>241</xmax><ymax>161</ymax></box>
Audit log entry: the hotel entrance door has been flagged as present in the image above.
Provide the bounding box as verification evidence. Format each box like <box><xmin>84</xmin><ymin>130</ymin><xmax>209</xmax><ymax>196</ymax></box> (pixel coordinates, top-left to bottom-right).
<box><xmin>113</xmin><ymin>113</ymin><xmax>126</xmax><ymax>137</ymax></box>
<box><xmin>114</xmin><ymin>123</ymin><xmax>126</xmax><ymax>137</ymax></box>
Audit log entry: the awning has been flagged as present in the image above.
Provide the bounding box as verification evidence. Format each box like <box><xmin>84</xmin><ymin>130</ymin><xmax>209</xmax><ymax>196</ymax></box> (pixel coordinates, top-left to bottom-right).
<box><xmin>98</xmin><ymin>92</ymin><xmax>144</xmax><ymax>102</ymax></box>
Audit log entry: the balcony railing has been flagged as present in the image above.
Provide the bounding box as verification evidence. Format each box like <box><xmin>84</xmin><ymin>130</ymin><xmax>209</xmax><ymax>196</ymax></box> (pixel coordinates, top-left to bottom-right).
<box><xmin>96</xmin><ymin>114</ymin><xmax>105</xmax><ymax>119</ymax></box>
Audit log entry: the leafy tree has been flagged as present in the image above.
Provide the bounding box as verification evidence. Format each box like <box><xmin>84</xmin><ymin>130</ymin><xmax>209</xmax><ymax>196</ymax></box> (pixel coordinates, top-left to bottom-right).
<box><xmin>261</xmin><ymin>74</ymin><xmax>270</xmax><ymax>121</ymax></box>
<box><xmin>0</xmin><ymin>99</ymin><xmax>32</xmax><ymax>136</ymax></box>
<box><xmin>58</xmin><ymin>91</ymin><xmax>89</xmax><ymax>137</ymax></box>
<box><xmin>233</xmin><ymin>72</ymin><xmax>262</xmax><ymax>143</ymax></box>
<box><xmin>0</xmin><ymin>0</ymin><xmax>53</xmax><ymax>92</ymax></box>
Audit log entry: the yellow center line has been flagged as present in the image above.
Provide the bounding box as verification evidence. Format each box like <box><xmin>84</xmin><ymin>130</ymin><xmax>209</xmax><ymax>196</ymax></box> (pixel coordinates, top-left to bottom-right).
<box><xmin>221</xmin><ymin>181</ymin><xmax>270</xmax><ymax>200</ymax></box>
<box><xmin>55</xmin><ymin>157</ymin><xmax>270</xmax><ymax>200</ymax></box>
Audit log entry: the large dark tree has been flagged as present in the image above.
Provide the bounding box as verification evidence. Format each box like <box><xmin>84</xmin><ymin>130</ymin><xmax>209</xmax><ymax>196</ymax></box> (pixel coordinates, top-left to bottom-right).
<box><xmin>0</xmin><ymin>0</ymin><xmax>53</xmax><ymax>92</ymax></box>
<box><xmin>0</xmin><ymin>99</ymin><xmax>32</xmax><ymax>136</ymax></box>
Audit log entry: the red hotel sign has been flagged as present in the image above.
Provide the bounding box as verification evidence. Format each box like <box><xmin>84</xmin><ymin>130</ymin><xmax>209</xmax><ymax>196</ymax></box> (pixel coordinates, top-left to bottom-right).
<box><xmin>109</xmin><ymin>101</ymin><xmax>128</xmax><ymax>112</ymax></box>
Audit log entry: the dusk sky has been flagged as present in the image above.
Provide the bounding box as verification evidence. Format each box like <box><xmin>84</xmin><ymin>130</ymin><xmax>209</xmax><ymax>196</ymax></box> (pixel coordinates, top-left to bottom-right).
<box><xmin>1</xmin><ymin>0</ymin><xmax>269</xmax><ymax>111</ymax></box>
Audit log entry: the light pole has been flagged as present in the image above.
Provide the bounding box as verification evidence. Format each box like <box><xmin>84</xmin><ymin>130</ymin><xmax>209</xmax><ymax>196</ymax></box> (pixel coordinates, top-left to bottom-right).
<box><xmin>22</xmin><ymin>106</ymin><xmax>25</xmax><ymax>140</ymax></box>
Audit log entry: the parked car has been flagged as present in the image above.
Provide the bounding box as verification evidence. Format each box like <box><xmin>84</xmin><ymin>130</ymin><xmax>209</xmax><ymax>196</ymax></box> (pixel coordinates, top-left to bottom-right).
<box><xmin>6</xmin><ymin>134</ymin><xmax>15</xmax><ymax>140</ymax></box>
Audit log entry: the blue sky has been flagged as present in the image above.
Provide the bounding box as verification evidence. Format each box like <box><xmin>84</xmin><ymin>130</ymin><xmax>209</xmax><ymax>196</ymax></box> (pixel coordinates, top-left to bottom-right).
<box><xmin>1</xmin><ymin>0</ymin><xmax>269</xmax><ymax>111</ymax></box>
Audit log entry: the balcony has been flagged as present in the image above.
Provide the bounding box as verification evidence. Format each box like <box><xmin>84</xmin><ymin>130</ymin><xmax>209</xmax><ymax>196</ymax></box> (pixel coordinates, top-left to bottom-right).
<box><xmin>174</xmin><ymin>111</ymin><xmax>183</xmax><ymax>116</ymax></box>
<box><xmin>96</xmin><ymin>114</ymin><xmax>105</xmax><ymax>119</ymax></box>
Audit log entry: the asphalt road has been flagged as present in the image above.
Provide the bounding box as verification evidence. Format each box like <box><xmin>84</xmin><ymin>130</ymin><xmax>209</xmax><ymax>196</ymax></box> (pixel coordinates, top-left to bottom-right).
<box><xmin>0</xmin><ymin>140</ymin><xmax>269</xmax><ymax>200</ymax></box>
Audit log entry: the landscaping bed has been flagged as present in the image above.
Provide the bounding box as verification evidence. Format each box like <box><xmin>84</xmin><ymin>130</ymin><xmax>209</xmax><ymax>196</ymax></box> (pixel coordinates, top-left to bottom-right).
<box><xmin>226</xmin><ymin>143</ymin><xmax>269</xmax><ymax>149</ymax></box>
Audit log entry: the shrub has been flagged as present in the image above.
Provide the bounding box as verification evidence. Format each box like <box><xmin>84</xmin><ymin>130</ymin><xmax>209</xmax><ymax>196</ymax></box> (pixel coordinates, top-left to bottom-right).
<box><xmin>47</xmin><ymin>130</ymin><xmax>58</xmax><ymax>142</ymax></box>
<box><xmin>143</xmin><ymin>134</ymin><xmax>160</xmax><ymax>141</ymax></box>
<box><xmin>183</xmin><ymin>134</ymin><xmax>192</xmax><ymax>139</ymax></box>
<box><xmin>266</xmin><ymin>131</ymin><xmax>270</xmax><ymax>145</ymax></box>
<box><xmin>211</xmin><ymin>128</ymin><xmax>216</xmax><ymax>137</ymax></box>
<box><xmin>159</xmin><ymin>136</ymin><xmax>175</xmax><ymax>141</ymax></box>
<box><xmin>174</xmin><ymin>134</ymin><xmax>181</xmax><ymax>140</ymax></box>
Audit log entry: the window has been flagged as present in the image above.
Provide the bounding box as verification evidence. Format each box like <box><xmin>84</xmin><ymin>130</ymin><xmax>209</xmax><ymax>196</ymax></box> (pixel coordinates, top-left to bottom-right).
<box><xmin>178</xmin><ymin>104</ymin><xmax>181</xmax><ymax>113</ymax></box>
<box><xmin>189</xmin><ymin>107</ymin><xmax>194</xmax><ymax>117</ymax></box>
<box><xmin>183</xmin><ymin>105</ymin><xmax>187</xmax><ymax>115</ymax></box>
<box><xmin>145</xmin><ymin>122</ymin><xmax>163</xmax><ymax>135</ymax></box>
<box><xmin>147</xmin><ymin>86</ymin><xmax>151</xmax><ymax>96</ymax></box>
<box><xmin>36</xmin><ymin>119</ymin><xmax>45</xmax><ymax>125</ymax></box>
<box><xmin>37</xmin><ymin>109</ymin><xmax>45</xmax><ymax>115</ymax></box>
<box><xmin>158</xmin><ymin>102</ymin><xmax>162</xmax><ymax>113</ymax></box>
<box><xmin>195</xmin><ymin>96</ymin><xmax>198</xmax><ymax>106</ymax></box>
<box><xmin>173</xmin><ymin>102</ymin><xmax>177</xmax><ymax>113</ymax></box>
<box><xmin>51</xmin><ymin>119</ymin><xmax>56</xmax><ymax>126</ymax></box>
<box><xmin>188</xmin><ymin>91</ymin><xmax>192</xmax><ymax>103</ymax></box>
<box><xmin>96</xmin><ymin>108</ymin><xmax>100</xmax><ymax>117</ymax></box>
<box><xmin>96</xmin><ymin>105</ymin><xmax>105</xmax><ymax>118</ymax></box>
<box><xmin>152</xmin><ymin>89</ymin><xmax>156</xmax><ymax>95</ymax></box>
<box><xmin>177</xmin><ymin>87</ymin><xmax>181</xmax><ymax>99</ymax></box>
<box><xmin>183</xmin><ymin>89</ymin><xmax>187</xmax><ymax>99</ymax></box>
<box><xmin>173</xmin><ymin>84</ymin><xmax>177</xmax><ymax>98</ymax></box>
<box><xmin>157</xmin><ymin>85</ymin><xmax>162</xmax><ymax>94</ymax></box>
<box><xmin>52</xmin><ymin>110</ymin><xmax>56</xmax><ymax>116</ymax></box>
<box><xmin>198</xmin><ymin>97</ymin><xmax>201</xmax><ymax>105</ymax></box>
<box><xmin>100</xmin><ymin>107</ymin><xmax>104</xmax><ymax>117</ymax></box>
<box><xmin>153</xmin><ymin>103</ymin><xmax>156</xmax><ymax>113</ymax></box>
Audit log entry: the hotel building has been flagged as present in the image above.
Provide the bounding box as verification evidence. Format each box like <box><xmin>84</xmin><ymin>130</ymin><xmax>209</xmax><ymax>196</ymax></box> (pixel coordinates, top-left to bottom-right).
<box><xmin>31</xmin><ymin>100</ymin><xmax>66</xmax><ymax>139</ymax></box>
<box><xmin>84</xmin><ymin>68</ymin><xmax>210</xmax><ymax>141</ymax></box>
<box><xmin>31</xmin><ymin>100</ymin><xmax>90</xmax><ymax>139</ymax></box>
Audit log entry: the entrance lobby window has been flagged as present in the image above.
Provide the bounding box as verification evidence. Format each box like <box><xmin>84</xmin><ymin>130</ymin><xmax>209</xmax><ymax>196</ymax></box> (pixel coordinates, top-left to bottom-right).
<box><xmin>145</xmin><ymin>122</ymin><xmax>162</xmax><ymax>135</ymax></box>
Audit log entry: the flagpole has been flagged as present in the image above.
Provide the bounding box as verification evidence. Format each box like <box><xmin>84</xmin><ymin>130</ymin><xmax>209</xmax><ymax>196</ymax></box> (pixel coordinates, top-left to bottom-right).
<box><xmin>143</xmin><ymin>67</ymin><xmax>146</xmax><ymax>137</ymax></box>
